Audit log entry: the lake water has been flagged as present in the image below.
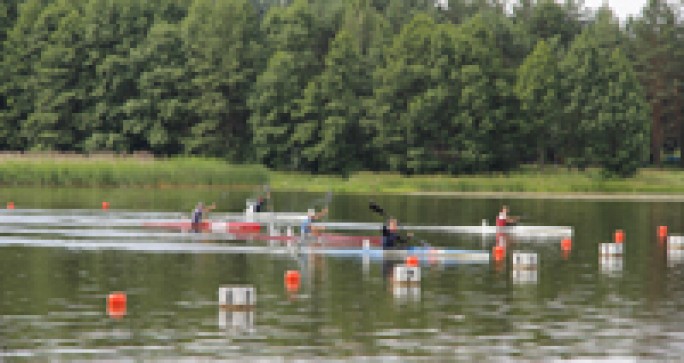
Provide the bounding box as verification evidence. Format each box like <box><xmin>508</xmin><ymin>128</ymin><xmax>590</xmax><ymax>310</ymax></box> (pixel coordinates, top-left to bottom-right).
<box><xmin>1</xmin><ymin>187</ymin><xmax>684</xmax><ymax>361</ymax></box>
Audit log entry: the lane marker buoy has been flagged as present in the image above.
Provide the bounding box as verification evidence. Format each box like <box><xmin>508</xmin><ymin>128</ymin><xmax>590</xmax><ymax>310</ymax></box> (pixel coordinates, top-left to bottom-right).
<box><xmin>107</xmin><ymin>292</ymin><xmax>127</xmax><ymax>319</ymax></box>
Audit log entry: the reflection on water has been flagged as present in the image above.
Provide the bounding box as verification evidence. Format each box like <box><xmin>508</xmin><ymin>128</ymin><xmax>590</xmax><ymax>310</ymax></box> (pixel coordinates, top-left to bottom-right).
<box><xmin>392</xmin><ymin>285</ymin><xmax>421</xmax><ymax>303</ymax></box>
<box><xmin>218</xmin><ymin>310</ymin><xmax>255</xmax><ymax>333</ymax></box>
<box><xmin>600</xmin><ymin>256</ymin><xmax>624</xmax><ymax>275</ymax></box>
<box><xmin>512</xmin><ymin>269</ymin><xmax>538</xmax><ymax>284</ymax></box>
<box><xmin>1</xmin><ymin>192</ymin><xmax>684</xmax><ymax>360</ymax></box>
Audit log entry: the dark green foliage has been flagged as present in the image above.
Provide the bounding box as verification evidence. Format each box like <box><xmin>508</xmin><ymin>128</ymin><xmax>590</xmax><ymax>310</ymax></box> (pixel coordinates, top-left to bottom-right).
<box><xmin>181</xmin><ymin>0</ymin><xmax>263</xmax><ymax>160</ymax></box>
<box><xmin>560</xmin><ymin>13</ymin><xmax>650</xmax><ymax>176</ymax></box>
<box><xmin>513</xmin><ymin>0</ymin><xmax>583</xmax><ymax>47</ymax></box>
<box><xmin>0</xmin><ymin>0</ymin><xmax>673</xmax><ymax>177</ymax></box>
<box><xmin>627</xmin><ymin>0</ymin><xmax>684</xmax><ymax>166</ymax></box>
<box><xmin>516</xmin><ymin>38</ymin><xmax>562</xmax><ymax>165</ymax></box>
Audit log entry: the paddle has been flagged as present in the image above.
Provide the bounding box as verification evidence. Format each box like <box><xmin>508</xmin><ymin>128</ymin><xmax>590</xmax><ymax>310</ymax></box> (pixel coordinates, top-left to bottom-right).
<box><xmin>262</xmin><ymin>185</ymin><xmax>273</xmax><ymax>212</ymax></box>
<box><xmin>369</xmin><ymin>200</ymin><xmax>386</xmax><ymax>218</ymax></box>
<box><xmin>305</xmin><ymin>191</ymin><xmax>332</xmax><ymax>221</ymax></box>
<box><xmin>309</xmin><ymin>191</ymin><xmax>333</xmax><ymax>209</ymax></box>
<box><xmin>368</xmin><ymin>201</ymin><xmax>429</xmax><ymax>248</ymax></box>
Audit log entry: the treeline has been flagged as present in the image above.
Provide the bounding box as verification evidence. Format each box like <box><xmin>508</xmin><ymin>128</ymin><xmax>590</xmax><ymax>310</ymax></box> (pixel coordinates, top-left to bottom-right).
<box><xmin>0</xmin><ymin>0</ymin><xmax>681</xmax><ymax>177</ymax></box>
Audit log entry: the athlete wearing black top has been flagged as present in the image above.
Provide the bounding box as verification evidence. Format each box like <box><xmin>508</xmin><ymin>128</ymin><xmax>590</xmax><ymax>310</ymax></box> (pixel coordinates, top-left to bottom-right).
<box><xmin>382</xmin><ymin>218</ymin><xmax>409</xmax><ymax>249</ymax></box>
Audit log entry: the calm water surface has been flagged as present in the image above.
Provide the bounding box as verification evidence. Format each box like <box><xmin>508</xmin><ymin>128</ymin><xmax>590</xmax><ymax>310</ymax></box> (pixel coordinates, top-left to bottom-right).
<box><xmin>1</xmin><ymin>187</ymin><xmax>684</xmax><ymax>361</ymax></box>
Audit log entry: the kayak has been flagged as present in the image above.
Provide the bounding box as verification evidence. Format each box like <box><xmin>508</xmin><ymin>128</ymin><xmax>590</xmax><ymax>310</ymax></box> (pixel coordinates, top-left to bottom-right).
<box><xmin>293</xmin><ymin>245</ymin><xmax>490</xmax><ymax>264</ymax></box>
<box><xmin>143</xmin><ymin>220</ymin><xmax>262</xmax><ymax>233</ymax></box>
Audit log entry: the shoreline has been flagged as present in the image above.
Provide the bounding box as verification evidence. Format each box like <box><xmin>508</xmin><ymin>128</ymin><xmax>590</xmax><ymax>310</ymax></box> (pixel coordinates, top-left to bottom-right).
<box><xmin>2</xmin><ymin>155</ymin><xmax>684</xmax><ymax>197</ymax></box>
<box><xmin>404</xmin><ymin>191</ymin><xmax>684</xmax><ymax>201</ymax></box>
<box><xmin>3</xmin><ymin>184</ymin><xmax>684</xmax><ymax>201</ymax></box>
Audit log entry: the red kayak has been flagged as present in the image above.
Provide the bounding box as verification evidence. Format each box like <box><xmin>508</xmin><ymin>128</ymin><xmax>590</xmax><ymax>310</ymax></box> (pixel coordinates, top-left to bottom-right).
<box><xmin>143</xmin><ymin>221</ymin><xmax>262</xmax><ymax>233</ymax></box>
<box><xmin>142</xmin><ymin>220</ymin><xmax>382</xmax><ymax>247</ymax></box>
<box><xmin>228</xmin><ymin>232</ymin><xmax>383</xmax><ymax>247</ymax></box>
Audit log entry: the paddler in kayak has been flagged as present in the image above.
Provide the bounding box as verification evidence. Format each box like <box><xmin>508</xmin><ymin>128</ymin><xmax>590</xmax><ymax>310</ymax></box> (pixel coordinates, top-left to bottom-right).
<box><xmin>496</xmin><ymin>205</ymin><xmax>519</xmax><ymax>227</ymax></box>
<box><xmin>254</xmin><ymin>190</ymin><xmax>270</xmax><ymax>213</ymax></box>
<box><xmin>191</xmin><ymin>202</ymin><xmax>216</xmax><ymax>232</ymax></box>
<box><xmin>382</xmin><ymin>217</ymin><xmax>412</xmax><ymax>250</ymax></box>
<box><xmin>301</xmin><ymin>207</ymin><xmax>328</xmax><ymax>237</ymax></box>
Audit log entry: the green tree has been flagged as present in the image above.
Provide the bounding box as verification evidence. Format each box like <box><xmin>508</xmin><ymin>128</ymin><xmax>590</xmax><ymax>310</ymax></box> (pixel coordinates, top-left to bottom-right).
<box><xmin>249</xmin><ymin>0</ymin><xmax>324</xmax><ymax>169</ymax></box>
<box><xmin>383</xmin><ymin>0</ymin><xmax>438</xmax><ymax>33</ymax></box>
<box><xmin>561</xmin><ymin>12</ymin><xmax>650</xmax><ymax>176</ymax></box>
<box><xmin>597</xmin><ymin>48</ymin><xmax>651</xmax><ymax>176</ymax></box>
<box><xmin>0</xmin><ymin>0</ymin><xmax>54</xmax><ymax>150</ymax></box>
<box><xmin>339</xmin><ymin>0</ymin><xmax>390</xmax><ymax>61</ymax></box>
<box><xmin>441</xmin><ymin>0</ymin><xmax>508</xmax><ymax>25</ymax></box>
<box><xmin>513</xmin><ymin>0</ymin><xmax>583</xmax><ymax>47</ymax></box>
<box><xmin>450</xmin><ymin>13</ymin><xmax>525</xmax><ymax>172</ymax></box>
<box><xmin>0</xmin><ymin>0</ymin><xmax>21</xmax><ymax>46</ymax></box>
<box><xmin>123</xmin><ymin>22</ymin><xmax>190</xmax><ymax>155</ymax></box>
<box><xmin>367</xmin><ymin>12</ymin><xmax>523</xmax><ymax>174</ymax></box>
<box><xmin>181</xmin><ymin>0</ymin><xmax>263</xmax><ymax>159</ymax></box>
<box><xmin>156</xmin><ymin>0</ymin><xmax>193</xmax><ymax>22</ymax></box>
<box><xmin>367</xmin><ymin>14</ymin><xmax>446</xmax><ymax>173</ymax></box>
<box><xmin>261</xmin><ymin>0</ymin><xmax>327</xmax><ymax>58</ymax></box>
<box><xmin>294</xmin><ymin>30</ymin><xmax>371</xmax><ymax>174</ymax></box>
<box><xmin>249</xmin><ymin>51</ymin><xmax>310</xmax><ymax>168</ymax></box>
<box><xmin>627</xmin><ymin>0</ymin><xmax>684</xmax><ymax>166</ymax></box>
<box><xmin>80</xmin><ymin>0</ymin><xmax>162</xmax><ymax>152</ymax></box>
<box><xmin>516</xmin><ymin>38</ymin><xmax>562</xmax><ymax>166</ymax></box>
<box><xmin>22</xmin><ymin>0</ymin><xmax>86</xmax><ymax>150</ymax></box>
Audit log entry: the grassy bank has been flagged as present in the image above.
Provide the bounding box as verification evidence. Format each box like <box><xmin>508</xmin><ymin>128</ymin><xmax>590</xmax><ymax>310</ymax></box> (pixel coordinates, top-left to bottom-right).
<box><xmin>0</xmin><ymin>155</ymin><xmax>268</xmax><ymax>187</ymax></box>
<box><xmin>270</xmin><ymin>168</ymin><xmax>684</xmax><ymax>194</ymax></box>
<box><xmin>3</xmin><ymin>154</ymin><xmax>684</xmax><ymax>194</ymax></box>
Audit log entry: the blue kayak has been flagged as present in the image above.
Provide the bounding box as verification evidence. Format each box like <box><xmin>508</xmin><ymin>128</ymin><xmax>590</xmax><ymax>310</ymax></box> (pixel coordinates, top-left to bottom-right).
<box><xmin>295</xmin><ymin>245</ymin><xmax>490</xmax><ymax>264</ymax></box>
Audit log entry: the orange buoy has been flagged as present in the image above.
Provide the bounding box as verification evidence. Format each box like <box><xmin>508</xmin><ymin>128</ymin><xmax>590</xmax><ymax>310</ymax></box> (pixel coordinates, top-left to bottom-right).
<box><xmin>6</xmin><ymin>201</ymin><xmax>14</xmax><ymax>209</ymax></box>
<box><xmin>107</xmin><ymin>292</ymin><xmax>127</xmax><ymax>319</ymax></box>
<box><xmin>284</xmin><ymin>270</ymin><xmax>301</xmax><ymax>293</ymax></box>
<box><xmin>101</xmin><ymin>201</ymin><xmax>110</xmax><ymax>210</ymax></box>
<box><xmin>284</xmin><ymin>270</ymin><xmax>300</xmax><ymax>286</ymax></box>
<box><xmin>614</xmin><ymin>229</ymin><xmax>625</xmax><ymax>244</ymax></box>
<box><xmin>658</xmin><ymin>225</ymin><xmax>668</xmax><ymax>239</ymax></box>
<box><xmin>492</xmin><ymin>245</ymin><xmax>505</xmax><ymax>262</ymax></box>
<box><xmin>405</xmin><ymin>255</ymin><xmax>419</xmax><ymax>267</ymax></box>
<box><xmin>561</xmin><ymin>238</ymin><xmax>572</xmax><ymax>252</ymax></box>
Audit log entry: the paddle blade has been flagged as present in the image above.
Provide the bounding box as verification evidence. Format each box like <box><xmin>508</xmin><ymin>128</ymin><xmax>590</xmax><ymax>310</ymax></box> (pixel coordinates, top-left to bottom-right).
<box><xmin>369</xmin><ymin>201</ymin><xmax>385</xmax><ymax>216</ymax></box>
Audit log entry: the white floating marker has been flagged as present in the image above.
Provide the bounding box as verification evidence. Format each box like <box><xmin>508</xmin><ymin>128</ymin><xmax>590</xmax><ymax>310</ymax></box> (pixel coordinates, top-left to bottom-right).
<box><xmin>667</xmin><ymin>235</ymin><xmax>684</xmax><ymax>267</ymax></box>
<box><xmin>512</xmin><ymin>269</ymin><xmax>538</xmax><ymax>284</ymax></box>
<box><xmin>599</xmin><ymin>243</ymin><xmax>623</xmax><ymax>257</ymax></box>
<box><xmin>668</xmin><ymin>235</ymin><xmax>684</xmax><ymax>246</ymax></box>
<box><xmin>393</xmin><ymin>285</ymin><xmax>421</xmax><ymax>302</ymax></box>
<box><xmin>218</xmin><ymin>285</ymin><xmax>256</xmax><ymax>310</ymax></box>
<box><xmin>393</xmin><ymin>265</ymin><xmax>420</xmax><ymax>285</ymax></box>
<box><xmin>600</xmin><ymin>255</ymin><xmax>623</xmax><ymax>274</ymax></box>
<box><xmin>218</xmin><ymin>309</ymin><xmax>255</xmax><ymax>331</ymax></box>
<box><xmin>512</xmin><ymin>251</ymin><xmax>538</xmax><ymax>270</ymax></box>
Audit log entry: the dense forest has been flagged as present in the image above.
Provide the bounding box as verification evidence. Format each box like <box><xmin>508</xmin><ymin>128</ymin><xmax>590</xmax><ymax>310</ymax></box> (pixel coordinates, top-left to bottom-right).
<box><xmin>0</xmin><ymin>0</ymin><xmax>682</xmax><ymax>176</ymax></box>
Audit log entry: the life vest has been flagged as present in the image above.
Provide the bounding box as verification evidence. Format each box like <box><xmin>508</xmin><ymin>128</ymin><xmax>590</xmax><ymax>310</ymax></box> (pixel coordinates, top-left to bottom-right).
<box><xmin>496</xmin><ymin>211</ymin><xmax>507</xmax><ymax>227</ymax></box>
<box><xmin>192</xmin><ymin>207</ymin><xmax>203</xmax><ymax>224</ymax></box>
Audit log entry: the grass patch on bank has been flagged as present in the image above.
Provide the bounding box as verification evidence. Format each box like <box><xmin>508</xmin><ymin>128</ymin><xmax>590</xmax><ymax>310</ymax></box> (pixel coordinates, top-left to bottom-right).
<box><xmin>0</xmin><ymin>156</ymin><xmax>268</xmax><ymax>187</ymax></box>
<box><xmin>3</xmin><ymin>154</ymin><xmax>684</xmax><ymax>194</ymax></box>
<box><xmin>270</xmin><ymin>168</ymin><xmax>684</xmax><ymax>194</ymax></box>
